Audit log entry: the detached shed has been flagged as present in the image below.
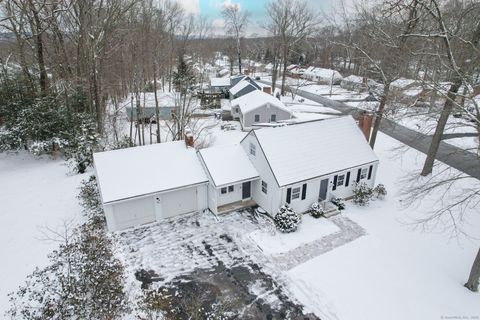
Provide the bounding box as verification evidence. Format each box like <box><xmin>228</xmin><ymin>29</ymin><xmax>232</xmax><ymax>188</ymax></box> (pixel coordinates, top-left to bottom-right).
<box><xmin>94</xmin><ymin>141</ymin><xmax>209</xmax><ymax>231</ymax></box>
<box><xmin>230</xmin><ymin>90</ymin><xmax>292</xmax><ymax>130</ymax></box>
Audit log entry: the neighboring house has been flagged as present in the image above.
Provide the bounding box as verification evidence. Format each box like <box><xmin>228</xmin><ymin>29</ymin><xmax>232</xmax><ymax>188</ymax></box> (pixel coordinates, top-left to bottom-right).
<box><xmin>303</xmin><ymin>67</ymin><xmax>343</xmax><ymax>84</ymax></box>
<box><xmin>126</xmin><ymin>91</ymin><xmax>177</xmax><ymax>122</ymax></box>
<box><xmin>230</xmin><ymin>90</ymin><xmax>292</xmax><ymax>130</ymax></box>
<box><xmin>94</xmin><ymin>141</ymin><xmax>209</xmax><ymax>231</ymax></box>
<box><xmin>95</xmin><ymin>116</ymin><xmax>379</xmax><ymax>231</ymax></box>
<box><xmin>210</xmin><ymin>77</ymin><xmax>231</xmax><ymax>93</ymax></box>
<box><xmin>229</xmin><ymin>78</ymin><xmax>261</xmax><ymax>99</ymax></box>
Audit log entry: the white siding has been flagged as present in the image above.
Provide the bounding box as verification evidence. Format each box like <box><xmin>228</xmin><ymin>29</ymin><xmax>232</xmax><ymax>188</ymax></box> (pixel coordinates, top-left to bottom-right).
<box><xmin>281</xmin><ymin>162</ymin><xmax>379</xmax><ymax>213</ymax></box>
<box><xmin>242</xmin><ymin>103</ymin><xmax>291</xmax><ymax>130</ymax></box>
<box><xmin>241</xmin><ymin>134</ymin><xmax>282</xmax><ymax>215</ymax></box>
<box><xmin>216</xmin><ymin>182</ymin><xmax>243</xmax><ymax>206</ymax></box>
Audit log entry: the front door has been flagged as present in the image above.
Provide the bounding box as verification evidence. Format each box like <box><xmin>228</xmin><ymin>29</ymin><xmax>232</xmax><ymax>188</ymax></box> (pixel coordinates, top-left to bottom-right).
<box><xmin>242</xmin><ymin>181</ymin><xmax>251</xmax><ymax>199</ymax></box>
<box><xmin>319</xmin><ymin>178</ymin><xmax>329</xmax><ymax>201</ymax></box>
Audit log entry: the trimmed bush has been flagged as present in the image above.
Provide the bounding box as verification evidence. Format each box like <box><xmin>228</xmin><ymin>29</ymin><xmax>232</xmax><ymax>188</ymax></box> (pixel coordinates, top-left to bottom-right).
<box><xmin>309</xmin><ymin>202</ymin><xmax>325</xmax><ymax>218</ymax></box>
<box><xmin>352</xmin><ymin>182</ymin><xmax>373</xmax><ymax>206</ymax></box>
<box><xmin>331</xmin><ymin>197</ymin><xmax>346</xmax><ymax>210</ymax></box>
<box><xmin>373</xmin><ymin>184</ymin><xmax>387</xmax><ymax>199</ymax></box>
<box><xmin>274</xmin><ymin>204</ymin><xmax>301</xmax><ymax>233</ymax></box>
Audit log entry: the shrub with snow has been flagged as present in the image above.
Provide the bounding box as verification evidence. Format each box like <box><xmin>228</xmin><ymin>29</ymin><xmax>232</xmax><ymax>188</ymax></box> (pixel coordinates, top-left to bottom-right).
<box><xmin>309</xmin><ymin>202</ymin><xmax>325</xmax><ymax>218</ymax></box>
<box><xmin>274</xmin><ymin>204</ymin><xmax>301</xmax><ymax>233</ymax></box>
<box><xmin>352</xmin><ymin>182</ymin><xmax>373</xmax><ymax>206</ymax></box>
<box><xmin>331</xmin><ymin>197</ymin><xmax>346</xmax><ymax>210</ymax></box>
<box><xmin>373</xmin><ymin>184</ymin><xmax>387</xmax><ymax>199</ymax></box>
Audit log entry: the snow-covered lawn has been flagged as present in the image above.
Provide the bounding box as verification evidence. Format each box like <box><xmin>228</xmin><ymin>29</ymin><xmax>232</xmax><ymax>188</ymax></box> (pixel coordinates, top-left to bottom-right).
<box><xmin>249</xmin><ymin>215</ymin><xmax>339</xmax><ymax>255</ymax></box>
<box><xmin>286</xmin><ymin>132</ymin><xmax>480</xmax><ymax>320</ymax></box>
<box><xmin>0</xmin><ymin>152</ymin><xmax>85</xmax><ymax>315</ymax></box>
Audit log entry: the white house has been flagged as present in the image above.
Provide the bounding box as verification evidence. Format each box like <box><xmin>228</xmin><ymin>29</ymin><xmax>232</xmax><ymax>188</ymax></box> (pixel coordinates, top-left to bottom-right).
<box><xmin>210</xmin><ymin>77</ymin><xmax>231</xmax><ymax>93</ymax></box>
<box><xmin>230</xmin><ymin>90</ymin><xmax>292</xmax><ymax>130</ymax></box>
<box><xmin>94</xmin><ymin>116</ymin><xmax>379</xmax><ymax>231</ymax></box>
<box><xmin>93</xmin><ymin>141</ymin><xmax>209</xmax><ymax>231</ymax></box>
<box><xmin>303</xmin><ymin>67</ymin><xmax>343</xmax><ymax>84</ymax></box>
<box><xmin>239</xmin><ymin>116</ymin><xmax>379</xmax><ymax>214</ymax></box>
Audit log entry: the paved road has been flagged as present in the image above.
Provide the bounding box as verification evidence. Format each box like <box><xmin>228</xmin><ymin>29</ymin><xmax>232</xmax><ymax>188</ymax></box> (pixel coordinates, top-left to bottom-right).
<box><xmin>261</xmin><ymin>80</ymin><xmax>480</xmax><ymax>180</ymax></box>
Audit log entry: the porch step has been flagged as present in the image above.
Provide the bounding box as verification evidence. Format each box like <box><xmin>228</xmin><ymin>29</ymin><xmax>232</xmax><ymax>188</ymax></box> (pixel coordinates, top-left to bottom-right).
<box><xmin>323</xmin><ymin>208</ymin><xmax>340</xmax><ymax>218</ymax></box>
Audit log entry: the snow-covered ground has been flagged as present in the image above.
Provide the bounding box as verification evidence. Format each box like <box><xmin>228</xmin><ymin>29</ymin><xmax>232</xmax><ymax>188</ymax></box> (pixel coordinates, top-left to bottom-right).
<box><xmin>286</xmin><ymin>133</ymin><xmax>480</xmax><ymax>320</ymax></box>
<box><xmin>0</xmin><ymin>152</ymin><xmax>86</xmax><ymax>315</ymax></box>
<box><xmin>249</xmin><ymin>215</ymin><xmax>339</xmax><ymax>255</ymax></box>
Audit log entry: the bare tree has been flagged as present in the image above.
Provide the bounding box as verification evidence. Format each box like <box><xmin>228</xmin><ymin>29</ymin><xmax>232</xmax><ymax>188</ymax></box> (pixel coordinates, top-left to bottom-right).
<box><xmin>266</xmin><ymin>0</ymin><xmax>317</xmax><ymax>95</ymax></box>
<box><xmin>221</xmin><ymin>1</ymin><xmax>249</xmax><ymax>75</ymax></box>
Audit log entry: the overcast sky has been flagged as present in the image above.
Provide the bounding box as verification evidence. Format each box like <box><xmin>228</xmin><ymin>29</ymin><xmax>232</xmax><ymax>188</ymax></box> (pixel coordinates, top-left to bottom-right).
<box><xmin>177</xmin><ymin>0</ymin><xmax>351</xmax><ymax>36</ymax></box>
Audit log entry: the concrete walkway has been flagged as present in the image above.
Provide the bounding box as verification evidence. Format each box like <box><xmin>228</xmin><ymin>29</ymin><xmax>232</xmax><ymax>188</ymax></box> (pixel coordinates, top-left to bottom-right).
<box><xmin>271</xmin><ymin>215</ymin><xmax>366</xmax><ymax>270</ymax></box>
<box><xmin>261</xmin><ymin>79</ymin><xmax>480</xmax><ymax>180</ymax></box>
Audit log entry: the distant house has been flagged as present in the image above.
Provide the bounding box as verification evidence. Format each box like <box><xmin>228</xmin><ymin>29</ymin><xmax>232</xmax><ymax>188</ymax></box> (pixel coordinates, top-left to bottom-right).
<box><xmin>94</xmin><ymin>116</ymin><xmax>379</xmax><ymax>231</ymax></box>
<box><xmin>126</xmin><ymin>92</ymin><xmax>177</xmax><ymax>122</ymax></box>
<box><xmin>303</xmin><ymin>67</ymin><xmax>343</xmax><ymax>84</ymax></box>
<box><xmin>210</xmin><ymin>77</ymin><xmax>231</xmax><ymax>93</ymax></box>
<box><xmin>230</xmin><ymin>90</ymin><xmax>292</xmax><ymax>130</ymax></box>
<box><xmin>229</xmin><ymin>77</ymin><xmax>261</xmax><ymax>99</ymax></box>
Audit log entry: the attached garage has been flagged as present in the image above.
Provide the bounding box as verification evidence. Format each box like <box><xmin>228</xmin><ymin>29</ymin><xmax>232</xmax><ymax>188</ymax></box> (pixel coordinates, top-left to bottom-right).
<box><xmin>94</xmin><ymin>141</ymin><xmax>209</xmax><ymax>231</ymax></box>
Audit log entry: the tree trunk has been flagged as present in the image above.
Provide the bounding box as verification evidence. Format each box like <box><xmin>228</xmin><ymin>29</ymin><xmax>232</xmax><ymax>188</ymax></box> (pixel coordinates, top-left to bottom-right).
<box><xmin>28</xmin><ymin>0</ymin><xmax>48</xmax><ymax>96</ymax></box>
<box><xmin>465</xmin><ymin>248</ymin><xmax>480</xmax><ymax>292</ymax></box>
<box><xmin>129</xmin><ymin>96</ymin><xmax>134</xmax><ymax>146</ymax></box>
<box><xmin>153</xmin><ymin>65</ymin><xmax>161</xmax><ymax>143</ymax></box>
<box><xmin>237</xmin><ymin>36</ymin><xmax>242</xmax><ymax>74</ymax></box>
<box><xmin>281</xmin><ymin>45</ymin><xmax>288</xmax><ymax>96</ymax></box>
<box><xmin>369</xmin><ymin>82</ymin><xmax>391</xmax><ymax>149</ymax></box>
<box><xmin>421</xmin><ymin>80</ymin><xmax>461</xmax><ymax>176</ymax></box>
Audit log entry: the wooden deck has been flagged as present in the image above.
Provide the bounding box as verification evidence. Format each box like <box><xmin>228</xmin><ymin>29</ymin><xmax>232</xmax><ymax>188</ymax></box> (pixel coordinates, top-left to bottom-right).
<box><xmin>217</xmin><ymin>200</ymin><xmax>257</xmax><ymax>214</ymax></box>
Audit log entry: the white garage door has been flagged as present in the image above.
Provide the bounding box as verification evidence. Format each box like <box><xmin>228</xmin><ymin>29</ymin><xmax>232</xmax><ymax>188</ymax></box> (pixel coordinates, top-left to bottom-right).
<box><xmin>159</xmin><ymin>187</ymin><xmax>197</xmax><ymax>219</ymax></box>
<box><xmin>112</xmin><ymin>197</ymin><xmax>156</xmax><ymax>230</ymax></box>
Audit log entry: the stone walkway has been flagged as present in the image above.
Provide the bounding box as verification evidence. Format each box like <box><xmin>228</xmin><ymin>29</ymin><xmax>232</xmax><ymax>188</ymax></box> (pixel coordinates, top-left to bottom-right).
<box><xmin>270</xmin><ymin>215</ymin><xmax>366</xmax><ymax>270</ymax></box>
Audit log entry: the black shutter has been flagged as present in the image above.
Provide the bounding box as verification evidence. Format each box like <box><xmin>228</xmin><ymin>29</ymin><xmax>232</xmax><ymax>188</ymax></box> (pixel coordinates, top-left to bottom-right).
<box><xmin>286</xmin><ymin>188</ymin><xmax>291</xmax><ymax>204</ymax></box>
<box><xmin>301</xmin><ymin>183</ymin><xmax>307</xmax><ymax>200</ymax></box>
<box><xmin>356</xmin><ymin>169</ymin><xmax>361</xmax><ymax>182</ymax></box>
<box><xmin>333</xmin><ymin>175</ymin><xmax>338</xmax><ymax>191</ymax></box>
<box><xmin>368</xmin><ymin>165</ymin><xmax>373</xmax><ymax>180</ymax></box>
<box><xmin>345</xmin><ymin>172</ymin><xmax>350</xmax><ymax>187</ymax></box>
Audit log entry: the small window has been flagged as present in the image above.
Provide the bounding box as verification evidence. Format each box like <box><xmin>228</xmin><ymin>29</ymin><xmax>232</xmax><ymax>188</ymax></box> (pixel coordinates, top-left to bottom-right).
<box><xmin>337</xmin><ymin>174</ymin><xmax>345</xmax><ymax>186</ymax></box>
<box><xmin>360</xmin><ymin>168</ymin><xmax>368</xmax><ymax>180</ymax></box>
<box><xmin>270</xmin><ymin>114</ymin><xmax>276</xmax><ymax>122</ymax></box>
<box><xmin>228</xmin><ymin>185</ymin><xmax>234</xmax><ymax>192</ymax></box>
<box><xmin>254</xmin><ymin>114</ymin><xmax>260</xmax><ymax>122</ymax></box>
<box><xmin>250</xmin><ymin>142</ymin><xmax>256</xmax><ymax>156</ymax></box>
<box><xmin>221</xmin><ymin>187</ymin><xmax>227</xmax><ymax>194</ymax></box>
<box><xmin>368</xmin><ymin>165</ymin><xmax>373</xmax><ymax>180</ymax></box>
<box><xmin>262</xmin><ymin>180</ymin><xmax>268</xmax><ymax>194</ymax></box>
<box><xmin>235</xmin><ymin>107</ymin><xmax>239</xmax><ymax>113</ymax></box>
<box><xmin>291</xmin><ymin>187</ymin><xmax>301</xmax><ymax>200</ymax></box>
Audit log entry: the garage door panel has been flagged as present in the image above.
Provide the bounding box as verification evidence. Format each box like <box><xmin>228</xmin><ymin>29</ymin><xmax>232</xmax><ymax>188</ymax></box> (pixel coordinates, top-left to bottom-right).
<box><xmin>160</xmin><ymin>188</ymin><xmax>196</xmax><ymax>218</ymax></box>
<box><xmin>113</xmin><ymin>197</ymin><xmax>155</xmax><ymax>230</ymax></box>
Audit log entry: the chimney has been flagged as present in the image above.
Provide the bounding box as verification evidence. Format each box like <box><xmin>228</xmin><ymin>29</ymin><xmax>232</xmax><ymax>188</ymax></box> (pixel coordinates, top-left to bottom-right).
<box><xmin>184</xmin><ymin>134</ymin><xmax>194</xmax><ymax>147</ymax></box>
<box><xmin>358</xmin><ymin>111</ymin><xmax>372</xmax><ymax>141</ymax></box>
<box><xmin>263</xmin><ymin>86</ymin><xmax>272</xmax><ymax>95</ymax></box>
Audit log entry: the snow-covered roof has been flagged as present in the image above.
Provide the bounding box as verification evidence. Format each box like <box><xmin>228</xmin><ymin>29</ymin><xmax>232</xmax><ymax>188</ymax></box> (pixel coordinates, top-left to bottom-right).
<box><xmin>305</xmin><ymin>67</ymin><xmax>342</xmax><ymax>81</ymax></box>
<box><xmin>229</xmin><ymin>80</ymin><xmax>258</xmax><ymax>96</ymax></box>
<box><xmin>342</xmin><ymin>75</ymin><xmax>364</xmax><ymax>84</ymax></box>
<box><xmin>231</xmin><ymin>90</ymin><xmax>291</xmax><ymax>114</ymax></box>
<box><xmin>94</xmin><ymin>141</ymin><xmax>208</xmax><ymax>204</ymax></box>
<box><xmin>248</xmin><ymin>116</ymin><xmax>379</xmax><ymax>186</ymax></box>
<box><xmin>198</xmin><ymin>144</ymin><xmax>259</xmax><ymax>187</ymax></box>
<box><xmin>210</xmin><ymin>77</ymin><xmax>230</xmax><ymax>87</ymax></box>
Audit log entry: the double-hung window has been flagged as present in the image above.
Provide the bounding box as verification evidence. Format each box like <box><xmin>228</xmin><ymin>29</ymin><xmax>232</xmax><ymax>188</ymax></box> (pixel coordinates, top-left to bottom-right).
<box><xmin>291</xmin><ymin>187</ymin><xmax>301</xmax><ymax>200</ymax></box>
<box><xmin>250</xmin><ymin>143</ymin><xmax>256</xmax><ymax>156</ymax></box>
<box><xmin>261</xmin><ymin>181</ymin><xmax>268</xmax><ymax>194</ymax></box>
